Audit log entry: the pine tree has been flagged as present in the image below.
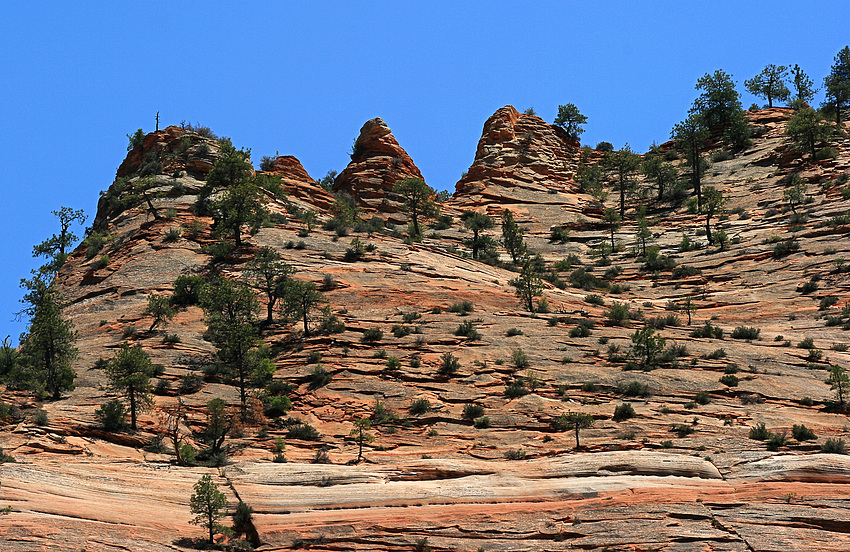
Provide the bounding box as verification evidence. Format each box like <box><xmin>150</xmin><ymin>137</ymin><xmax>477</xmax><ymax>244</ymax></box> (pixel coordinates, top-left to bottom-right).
<box><xmin>603</xmin><ymin>145</ymin><xmax>641</xmax><ymax>218</ymax></box>
<box><xmin>509</xmin><ymin>260</ymin><xmax>544</xmax><ymax>312</ymax></box>
<box><xmin>745</xmin><ymin>64</ymin><xmax>790</xmax><ymax>108</ymax></box>
<box><xmin>393</xmin><ymin>177</ymin><xmax>436</xmax><ymax>240</ymax></box>
<box><xmin>17</xmin><ymin>275</ymin><xmax>76</xmax><ymax>400</ymax></box>
<box><xmin>672</xmin><ymin>114</ymin><xmax>709</xmax><ymax>211</ymax></box>
<box><xmin>823</xmin><ymin>46</ymin><xmax>850</xmax><ymax>125</ymax></box>
<box><xmin>554</xmin><ymin>103</ymin><xmax>587</xmax><ymax>140</ymax></box>
<box><xmin>32</xmin><ymin>207</ymin><xmax>86</xmax><ymax>275</ymax></box>
<box><xmin>189</xmin><ymin>474</ymin><xmax>228</xmax><ymax>545</ymax></box>
<box><xmin>244</xmin><ymin>247</ymin><xmax>294</xmax><ymax>324</ymax></box>
<box><xmin>500</xmin><ymin>209</ymin><xmax>527</xmax><ymax>265</ymax></box>
<box><xmin>102</xmin><ymin>342</ymin><xmax>155</xmax><ymax>431</ymax></box>
<box><xmin>461</xmin><ymin>211</ymin><xmax>496</xmax><ymax>261</ymax></box>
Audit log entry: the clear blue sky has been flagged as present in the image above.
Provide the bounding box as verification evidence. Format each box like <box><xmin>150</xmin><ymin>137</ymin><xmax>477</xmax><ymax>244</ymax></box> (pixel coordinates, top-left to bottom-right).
<box><xmin>1</xmin><ymin>1</ymin><xmax>848</xmax><ymax>343</ymax></box>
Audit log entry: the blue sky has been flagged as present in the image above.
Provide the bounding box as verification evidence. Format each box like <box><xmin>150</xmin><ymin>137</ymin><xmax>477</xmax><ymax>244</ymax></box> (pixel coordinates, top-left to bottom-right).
<box><xmin>1</xmin><ymin>1</ymin><xmax>848</xmax><ymax>343</ymax></box>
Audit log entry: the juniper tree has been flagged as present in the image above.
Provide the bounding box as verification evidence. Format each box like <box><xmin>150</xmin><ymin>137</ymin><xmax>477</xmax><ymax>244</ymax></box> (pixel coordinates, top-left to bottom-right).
<box><xmin>603</xmin><ymin>145</ymin><xmax>641</xmax><ymax>218</ymax></box>
<box><xmin>602</xmin><ymin>207</ymin><xmax>621</xmax><ymax>250</ymax></box>
<box><xmin>630</xmin><ymin>326</ymin><xmax>666</xmax><ymax>370</ymax></box>
<box><xmin>556</xmin><ymin>411</ymin><xmax>594</xmax><ymax>448</ymax></box>
<box><xmin>461</xmin><ymin>211</ymin><xmax>496</xmax><ymax>261</ymax></box>
<box><xmin>745</xmin><ymin>64</ymin><xmax>790</xmax><ymax>108</ymax></box>
<box><xmin>102</xmin><ymin>342</ymin><xmax>155</xmax><ymax>431</ymax></box>
<box><xmin>244</xmin><ymin>247</ymin><xmax>295</xmax><ymax>324</ymax></box>
<box><xmin>393</xmin><ymin>177</ymin><xmax>436</xmax><ymax>240</ymax></box>
<box><xmin>189</xmin><ymin>474</ymin><xmax>228</xmax><ymax>545</ymax></box>
<box><xmin>500</xmin><ymin>209</ymin><xmax>527</xmax><ymax>265</ymax></box>
<box><xmin>349</xmin><ymin>417</ymin><xmax>374</xmax><ymax>463</ymax></box>
<box><xmin>17</xmin><ymin>274</ymin><xmax>76</xmax><ymax>400</ymax></box>
<box><xmin>145</xmin><ymin>293</ymin><xmax>175</xmax><ymax>332</ymax></box>
<box><xmin>827</xmin><ymin>364</ymin><xmax>849</xmax><ymax>405</ymax></box>
<box><xmin>281</xmin><ymin>279</ymin><xmax>327</xmax><ymax>336</ymax></box>
<box><xmin>789</xmin><ymin>64</ymin><xmax>817</xmax><ymax>105</ymax></box>
<box><xmin>783</xmin><ymin>174</ymin><xmax>808</xmax><ymax>214</ymax></box>
<box><xmin>641</xmin><ymin>152</ymin><xmax>677</xmax><ymax>201</ymax></box>
<box><xmin>786</xmin><ymin>107</ymin><xmax>833</xmax><ymax>160</ymax></box>
<box><xmin>692</xmin><ymin>69</ymin><xmax>743</xmax><ymax>131</ymax></box>
<box><xmin>672</xmin><ymin>114</ymin><xmax>709</xmax><ymax>211</ymax></box>
<box><xmin>200</xmin><ymin>276</ymin><xmax>270</xmax><ymax>414</ymax></box>
<box><xmin>554</xmin><ymin>103</ymin><xmax>587</xmax><ymax>140</ymax></box>
<box><xmin>32</xmin><ymin>207</ymin><xmax>86</xmax><ymax>275</ymax></box>
<box><xmin>702</xmin><ymin>186</ymin><xmax>724</xmax><ymax>246</ymax></box>
<box><xmin>635</xmin><ymin>216</ymin><xmax>652</xmax><ymax>257</ymax></box>
<box><xmin>823</xmin><ymin>46</ymin><xmax>850</xmax><ymax>125</ymax></box>
<box><xmin>509</xmin><ymin>260</ymin><xmax>544</xmax><ymax>313</ymax></box>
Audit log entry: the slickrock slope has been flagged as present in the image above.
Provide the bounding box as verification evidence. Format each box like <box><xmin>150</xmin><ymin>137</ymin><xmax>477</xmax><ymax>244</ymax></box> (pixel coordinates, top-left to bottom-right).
<box><xmin>333</xmin><ymin>117</ymin><xmax>425</xmax><ymax>221</ymax></box>
<box><xmin>260</xmin><ymin>155</ymin><xmax>336</xmax><ymax>212</ymax></box>
<box><xmin>2</xmin><ymin>108</ymin><xmax>850</xmax><ymax>551</ymax></box>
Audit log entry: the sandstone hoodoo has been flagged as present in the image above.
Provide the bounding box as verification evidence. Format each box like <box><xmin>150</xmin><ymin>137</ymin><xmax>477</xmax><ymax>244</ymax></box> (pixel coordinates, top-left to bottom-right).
<box><xmin>333</xmin><ymin>117</ymin><xmax>424</xmax><ymax>220</ymax></box>
<box><xmin>453</xmin><ymin>105</ymin><xmax>582</xmax><ymax>209</ymax></box>
<box><xmin>259</xmin><ymin>155</ymin><xmax>335</xmax><ymax>212</ymax></box>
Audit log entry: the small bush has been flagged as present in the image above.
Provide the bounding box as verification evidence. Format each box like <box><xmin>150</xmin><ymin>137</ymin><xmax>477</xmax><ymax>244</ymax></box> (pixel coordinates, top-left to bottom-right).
<box><xmin>772</xmin><ymin>238</ymin><xmax>800</xmax><ymax>259</ymax></box>
<box><xmin>821</xmin><ymin>438</ymin><xmax>847</xmax><ymax>454</ymax></box>
<box><xmin>95</xmin><ymin>399</ymin><xmax>127</xmax><ymax>431</ymax></box>
<box><xmin>511</xmin><ymin>348</ymin><xmax>530</xmax><ymax>371</ymax></box>
<box><xmin>287</xmin><ymin>422</ymin><xmax>320</xmax><ymax>441</ymax></box>
<box><xmin>179</xmin><ymin>372</ymin><xmax>203</xmax><ymax>394</ymax></box>
<box><xmin>361</xmin><ymin>328</ymin><xmax>383</xmax><ymax>343</ymax></box>
<box><xmin>455</xmin><ymin>320</ymin><xmax>480</xmax><ymax>340</ymax></box>
<box><xmin>819</xmin><ymin>296</ymin><xmax>839</xmax><ymax>311</ymax></box>
<box><xmin>671</xmin><ymin>424</ymin><xmax>694</xmax><ymax>437</ymax></box>
<box><xmin>506</xmin><ymin>328</ymin><xmax>523</xmax><ymax>337</ymax></box>
<box><xmin>263</xmin><ymin>395</ymin><xmax>292</xmax><ymax>418</ymax></box>
<box><xmin>473</xmin><ymin>416</ymin><xmax>491</xmax><ymax>429</ymax></box>
<box><xmin>797</xmin><ymin>337</ymin><xmax>815</xmax><ymax>349</ymax></box>
<box><xmin>504</xmin><ymin>378</ymin><xmax>529</xmax><ymax>398</ymax></box>
<box><xmin>613</xmin><ymin>403</ymin><xmax>636</xmax><ymax>421</ymax></box>
<box><xmin>792</xmin><ymin>424</ymin><xmax>816</xmax><ymax>441</ymax></box>
<box><xmin>671</xmin><ymin>265</ymin><xmax>701</xmax><ymax>279</ymax></box>
<box><xmin>690</xmin><ymin>321</ymin><xmax>723</xmax><ymax>339</ymax></box>
<box><xmin>438</xmin><ymin>352</ymin><xmax>460</xmax><ymax>376</ymax></box>
<box><xmin>694</xmin><ymin>391</ymin><xmax>711</xmax><ymax>405</ymax></box>
<box><xmin>392</xmin><ymin>324</ymin><xmax>411</xmax><ymax>338</ymax></box>
<box><xmin>618</xmin><ymin>381</ymin><xmax>650</xmax><ymax>398</ymax></box>
<box><xmin>730</xmin><ymin>326</ymin><xmax>761</xmax><ymax>340</ymax></box>
<box><xmin>719</xmin><ymin>374</ymin><xmax>739</xmax><ymax>387</ymax></box>
<box><xmin>448</xmin><ymin>301</ymin><xmax>474</xmax><ymax>315</ymax></box>
<box><xmin>766</xmin><ymin>432</ymin><xmax>787</xmax><ymax>451</ymax></box>
<box><xmin>504</xmin><ymin>448</ymin><xmax>527</xmax><ymax>460</ymax></box>
<box><xmin>605</xmin><ymin>302</ymin><xmax>632</xmax><ymax>326</ymax></box>
<box><xmin>32</xmin><ymin>409</ymin><xmax>49</xmax><ymax>426</ymax></box>
<box><xmin>462</xmin><ymin>404</ymin><xmax>485</xmax><ymax>420</ymax></box>
<box><xmin>171</xmin><ymin>275</ymin><xmax>206</xmax><ymax>307</ymax></box>
<box><xmin>749</xmin><ymin>423</ymin><xmax>770</xmax><ymax>440</ymax></box>
<box><xmin>703</xmin><ymin>348</ymin><xmax>727</xmax><ymax>360</ymax></box>
<box><xmin>307</xmin><ymin>365</ymin><xmax>332</xmax><ymax>390</ymax></box>
<box><xmin>585</xmin><ymin>294</ymin><xmax>604</xmax><ymax>306</ymax></box>
<box><xmin>569</xmin><ymin>325</ymin><xmax>591</xmax><ymax>338</ymax></box>
<box><xmin>409</xmin><ymin>398</ymin><xmax>432</xmax><ymax>415</ymax></box>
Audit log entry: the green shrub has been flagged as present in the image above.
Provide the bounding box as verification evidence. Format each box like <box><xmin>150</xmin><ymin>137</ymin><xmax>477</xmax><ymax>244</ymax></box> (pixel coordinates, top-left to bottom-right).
<box><xmin>307</xmin><ymin>365</ymin><xmax>332</xmax><ymax>390</ymax></box>
<box><xmin>171</xmin><ymin>275</ymin><xmax>206</xmax><ymax>307</ymax></box>
<box><xmin>438</xmin><ymin>352</ymin><xmax>460</xmax><ymax>376</ymax></box>
<box><xmin>462</xmin><ymin>404</ymin><xmax>485</xmax><ymax>420</ymax></box>
<box><xmin>694</xmin><ymin>391</ymin><xmax>711</xmax><ymax>405</ymax></box>
<box><xmin>730</xmin><ymin>326</ymin><xmax>761</xmax><ymax>340</ymax></box>
<box><xmin>455</xmin><ymin>320</ymin><xmax>480</xmax><ymax>340</ymax></box>
<box><xmin>766</xmin><ymin>431</ymin><xmax>787</xmax><ymax>451</ymax></box>
<box><xmin>703</xmin><ymin>348</ymin><xmax>727</xmax><ymax>360</ymax></box>
<box><xmin>287</xmin><ymin>422</ymin><xmax>320</xmax><ymax>441</ymax></box>
<box><xmin>689</xmin><ymin>321</ymin><xmax>723</xmax><ymax>339</ymax></box>
<box><xmin>671</xmin><ymin>265</ymin><xmax>701</xmax><ymax>279</ymax></box>
<box><xmin>385</xmin><ymin>356</ymin><xmax>401</xmax><ymax>370</ymax></box>
<box><xmin>613</xmin><ymin>403</ymin><xmax>636</xmax><ymax>421</ymax></box>
<box><xmin>506</xmin><ymin>328</ymin><xmax>523</xmax><ymax>337</ymax></box>
<box><xmin>819</xmin><ymin>296</ymin><xmax>839</xmax><ymax>310</ymax></box>
<box><xmin>95</xmin><ymin>399</ymin><xmax>127</xmax><ymax>431</ymax></box>
<box><xmin>473</xmin><ymin>416</ymin><xmax>491</xmax><ymax>429</ymax></box>
<box><xmin>618</xmin><ymin>381</ymin><xmax>650</xmax><ymax>397</ymax></box>
<box><xmin>504</xmin><ymin>378</ymin><xmax>529</xmax><ymax>398</ymax></box>
<box><xmin>647</xmin><ymin>314</ymin><xmax>680</xmax><ymax>329</ymax></box>
<box><xmin>792</xmin><ymin>424</ymin><xmax>816</xmax><ymax>441</ymax></box>
<box><xmin>504</xmin><ymin>448</ymin><xmax>527</xmax><ymax>460</ymax></box>
<box><xmin>511</xmin><ymin>348</ymin><xmax>530</xmax><ymax>370</ymax></box>
<box><xmin>448</xmin><ymin>301</ymin><xmax>474</xmax><ymax>315</ymax></box>
<box><xmin>569</xmin><ymin>267</ymin><xmax>604</xmax><ymax>290</ymax></box>
<box><xmin>361</xmin><ymin>328</ymin><xmax>383</xmax><ymax>343</ymax></box>
<box><xmin>585</xmin><ymin>294</ymin><xmax>604</xmax><ymax>306</ymax></box>
<box><xmin>392</xmin><ymin>324</ymin><xmax>411</xmax><ymax>338</ymax></box>
<box><xmin>797</xmin><ymin>337</ymin><xmax>815</xmax><ymax>349</ymax></box>
<box><xmin>409</xmin><ymin>398</ymin><xmax>432</xmax><ymax>415</ymax></box>
<box><xmin>569</xmin><ymin>325</ymin><xmax>591</xmax><ymax>338</ymax></box>
<box><xmin>821</xmin><ymin>438</ymin><xmax>847</xmax><ymax>454</ymax></box>
<box><xmin>179</xmin><ymin>372</ymin><xmax>203</xmax><ymax>394</ymax></box>
<box><xmin>719</xmin><ymin>374</ymin><xmax>739</xmax><ymax>387</ymax></box>
<box><xmin>605</xmin><ymin>302</ymin><xmax>632</xmax><ymax>326</ymax></box>
<box><xmin>749</xmin><ymin>423</ymin><xmax>771</xmax><ymax>440</ymax></box>
<box><xmin>772</xmin><ymin>238</ymin><xmax>800</xmax><ymax>259</ymax></box>
<box><xmin>671</xmin><ymin>424</ymin><xmax>694</xmax><ymax>437</ymax></box>
<box><xmin>263</xmin><ymin>395</ymin><xmax>292</xmax><ymax>418</ymax></box>
<box><xmin>307</xmin><ymin>351</ymin><xmax>322</xmax><ymax>363</ymax></box>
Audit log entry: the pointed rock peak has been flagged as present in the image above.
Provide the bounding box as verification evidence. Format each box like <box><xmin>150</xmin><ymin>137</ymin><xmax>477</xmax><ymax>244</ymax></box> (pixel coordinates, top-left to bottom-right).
<box><xmin>333</xmin><ymin>117</ymin><xmax>423</xmax><ymax>218</ymax></box>
<box><xmin>264</xmin><ymin>155</ymin><xmax>315</xmax><ymax>183</ymax></box>
<box><xmin>451</xmin><ymin>105</ymin><xmax>581</xmax><ymax>208</ymax></box>
<box><xmin>260</xmin><ymin>155</ymin><xmax>335</xmax><ymax>213</ymax></box>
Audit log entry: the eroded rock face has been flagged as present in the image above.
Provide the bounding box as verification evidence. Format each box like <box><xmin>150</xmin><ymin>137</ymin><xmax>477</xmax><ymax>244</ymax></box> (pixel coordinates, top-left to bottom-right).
<box><xmin>116</xmin><ymin>126</ymin><xmax>222</xmax><ymax>179</ymax></box>
<box><xmin>452</xmin><ymin>105</ymin><xmax>581</xmax><ymax>208</ymax></box>
<box><xmin>333</xmin><ymin>118</ymin><xmax>424</xmax><ymax>219</ymax></box>
<box><xmin>261</xmin><ymin>155</ymin><xmax>335</xmax><ymax>212</ymax></box>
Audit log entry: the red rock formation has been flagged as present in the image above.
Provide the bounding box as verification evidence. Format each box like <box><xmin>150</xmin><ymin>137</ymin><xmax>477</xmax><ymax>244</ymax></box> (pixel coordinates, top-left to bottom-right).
<box><xmin>333</xmin><ymin>118</ymin><xmax>424</xmax><ymax>218</ymax></box>
<box><xmin>452</xmin><ymin>105</ymin><xmax>581</xmax><ymax>208</ymax></box>
<box><xmin>261</xmin><ymin>155</ymin><xmax>335</xmax><ymax>212</ymax></box>
<box><xmin>116</xmin><ymin>126</ymin><xmax>222</xmax><ymax>179</ymax></box>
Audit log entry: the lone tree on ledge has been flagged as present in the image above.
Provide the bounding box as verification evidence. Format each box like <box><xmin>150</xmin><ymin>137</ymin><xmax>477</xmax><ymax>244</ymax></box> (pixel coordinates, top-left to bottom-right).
<box><xmin>393</xmin><ymin>177</ymin><xmax>436</xmax><ymax>240</ymax></box>
<box><xmin>554</xmin><ymin>103</ymin><xmax>587</xmax><ymax>140</ymax></box>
